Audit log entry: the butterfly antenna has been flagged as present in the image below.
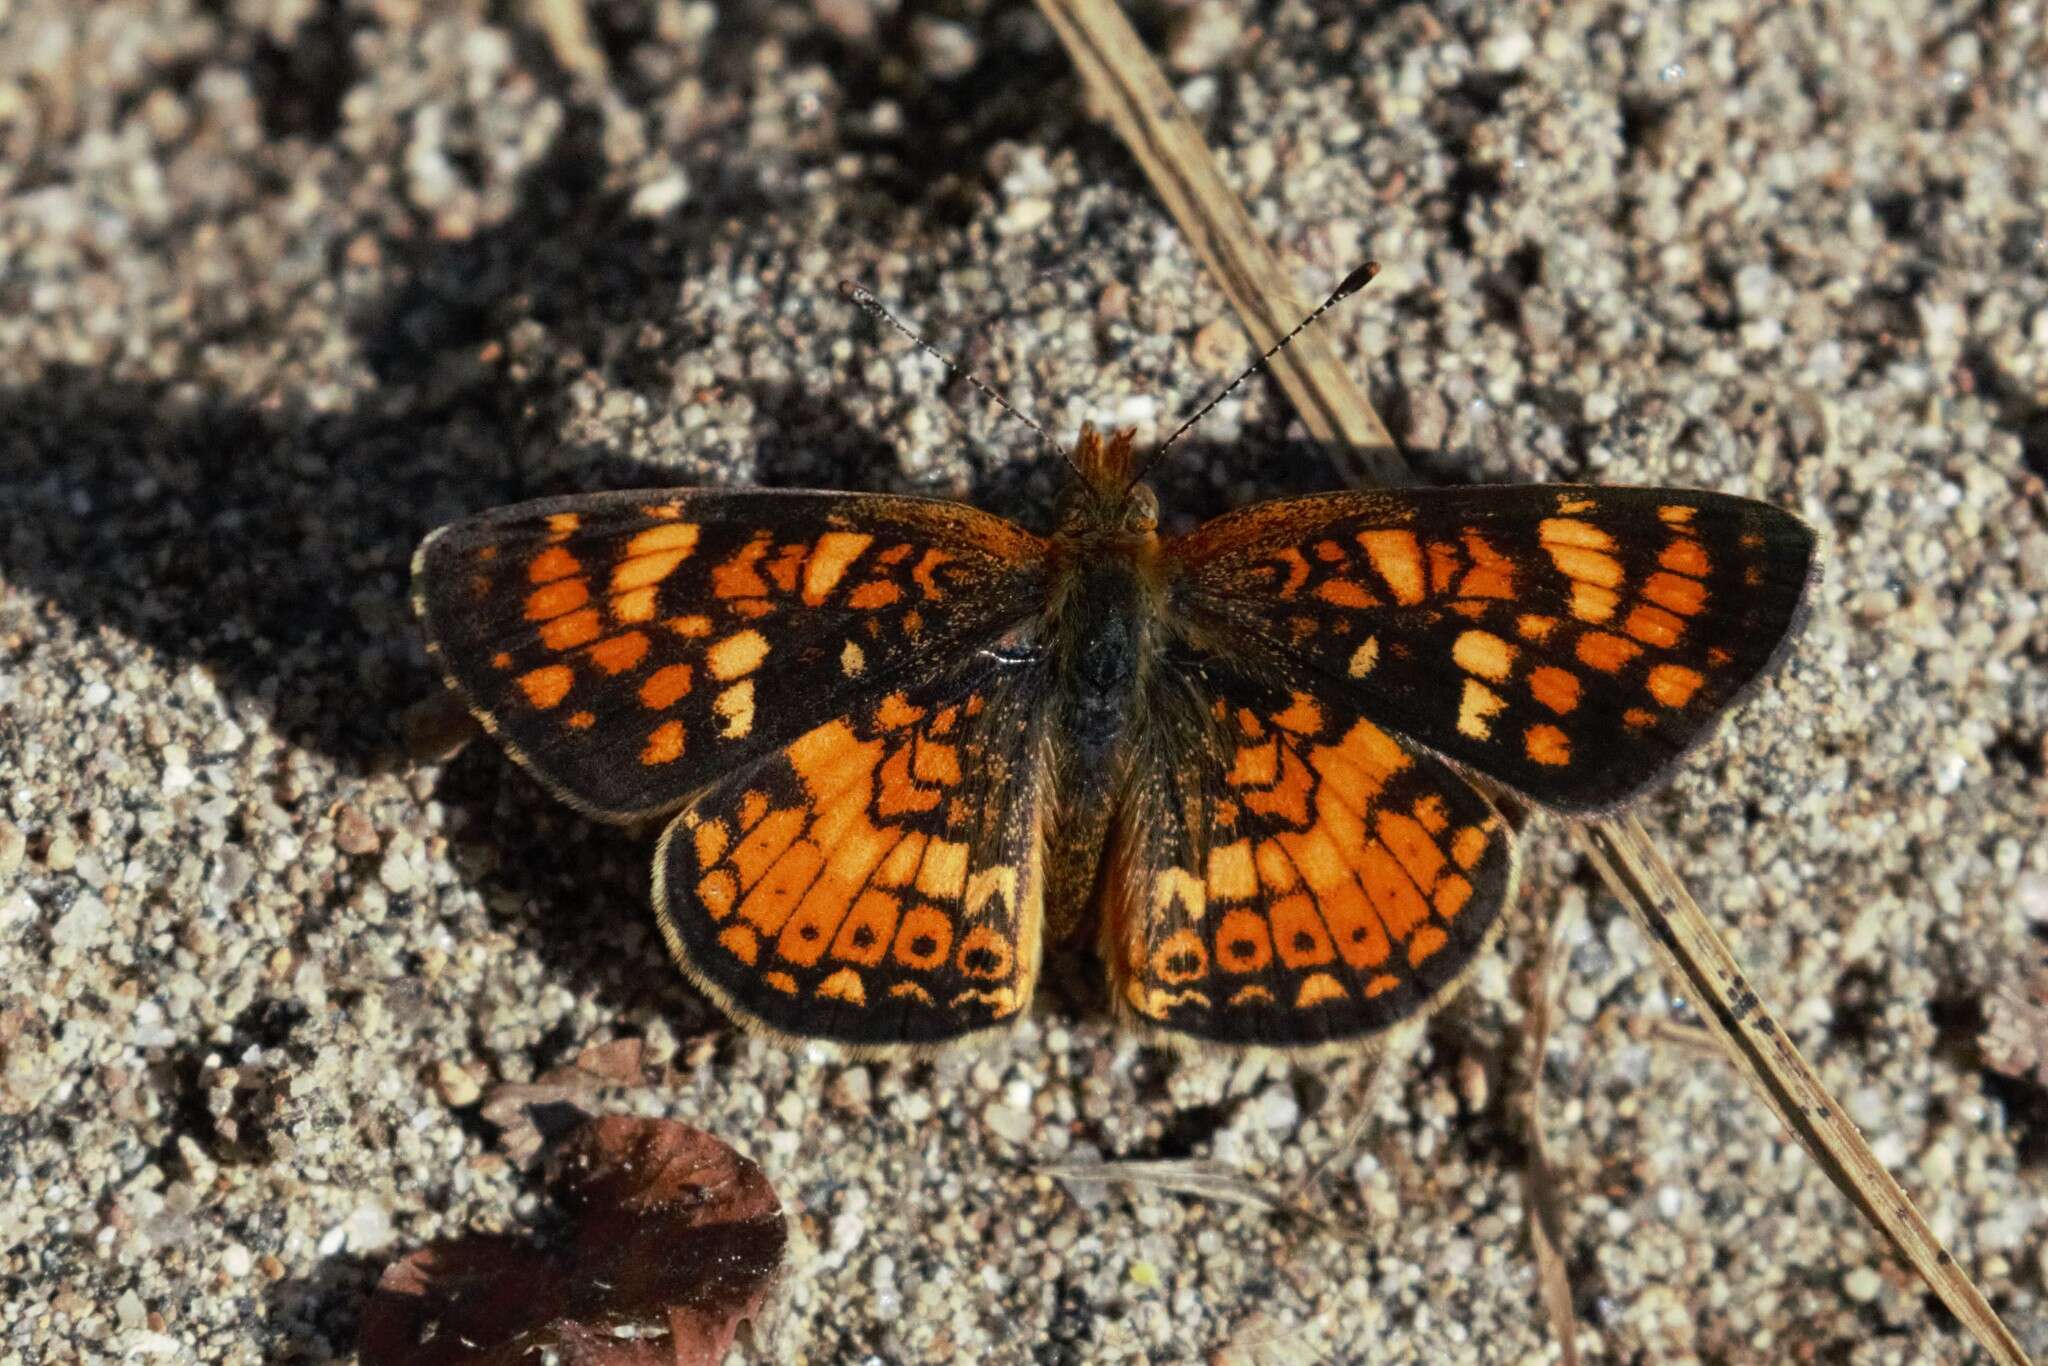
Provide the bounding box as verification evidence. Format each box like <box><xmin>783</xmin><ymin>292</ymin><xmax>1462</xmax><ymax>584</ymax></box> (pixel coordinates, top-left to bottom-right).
<box><xmin>1130</xmin><ymin>261</ymin><xmax>1382</xmax><ymax>489</ymax></box>
<box><xmin>839</xmin><ymin>281</ymin><xmax>1074</xmax><ymax>474</ymax></box>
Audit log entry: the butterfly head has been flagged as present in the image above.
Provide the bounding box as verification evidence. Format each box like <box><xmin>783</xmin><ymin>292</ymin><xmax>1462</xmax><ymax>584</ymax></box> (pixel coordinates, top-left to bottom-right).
<box><xmin>1057</xmin><ymin>424</ymin><xmax>1159</xmax><ymax>540</ymax></box>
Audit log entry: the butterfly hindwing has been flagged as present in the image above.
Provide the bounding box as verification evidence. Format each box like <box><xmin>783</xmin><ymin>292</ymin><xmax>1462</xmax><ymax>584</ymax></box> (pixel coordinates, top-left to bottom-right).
<box><xmin>1106</xmin><ymin>657</ymin><xmax>1516</xmax><ymax>1049</ymax></box>
<box><xmin>1168</xmin><ymin>485</ymin><xmax>1815</xmax><ymax>812</ymax></box>
<box><xmin>653</xmin><ymin>651</ymin><xmax>1054</xmax><ymax>1049</ymax></box>
<box><xmin>413</xmin><ymin>489</ymin><xmax>1049</xmax><ymax>821</ymax></box>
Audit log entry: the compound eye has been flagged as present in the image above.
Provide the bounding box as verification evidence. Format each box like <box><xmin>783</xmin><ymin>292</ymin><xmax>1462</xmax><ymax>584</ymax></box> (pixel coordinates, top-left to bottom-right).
<box><xmin>1125</xmin><ymin>483</ymin><xmax>1160</xmax><ymax>532</ymax></box>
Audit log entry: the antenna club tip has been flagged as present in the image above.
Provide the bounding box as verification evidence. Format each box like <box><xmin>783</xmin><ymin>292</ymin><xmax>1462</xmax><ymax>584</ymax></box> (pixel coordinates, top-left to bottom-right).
<box><xmin>1333</xmin><ymin>261</ymin><xmax>1382</xmax><ymax>300</ymax></box>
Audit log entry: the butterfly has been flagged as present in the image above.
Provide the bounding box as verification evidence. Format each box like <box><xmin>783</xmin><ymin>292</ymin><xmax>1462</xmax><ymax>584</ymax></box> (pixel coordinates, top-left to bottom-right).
<box><xmin>413</xmin><ymin>400</ymin><xmax>1815</xmax><ymax>1054</ymax></box>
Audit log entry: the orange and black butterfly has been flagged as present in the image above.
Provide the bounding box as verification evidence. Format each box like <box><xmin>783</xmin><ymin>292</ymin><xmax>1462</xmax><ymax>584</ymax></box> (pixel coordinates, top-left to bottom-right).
<box><xmin>413</xmin><ymin>281</ymin><xmax>1816</xmax><ymax>1054</ymax></box>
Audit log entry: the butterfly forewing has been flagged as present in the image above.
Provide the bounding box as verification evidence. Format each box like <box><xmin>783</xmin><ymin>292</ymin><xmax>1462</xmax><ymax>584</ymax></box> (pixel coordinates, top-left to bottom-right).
<box><xmin>413</xmin><ymin>489</ymin><xmax>1049</xmax><ymax>821</ymax></box>
<box><xmin>1168</xmin><ymin>485</ymin><xmax>1817</xmax><ymax>812</ymax></box>
<box><xmin>654</xmin><ymin>651</ymin><xmax>1053</xmax><ymax>1047</ymax></box>
<box><xmin>1106</xmin><ymin>657</ymin><xmax>1515</xmax><ymax>1048</ymax></box>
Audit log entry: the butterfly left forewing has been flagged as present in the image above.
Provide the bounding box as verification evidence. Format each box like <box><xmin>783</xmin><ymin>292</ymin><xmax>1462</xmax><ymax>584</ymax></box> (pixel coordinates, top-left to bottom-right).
<box><xmin>413</xmin><ymin>489</ymin><xmax>1048</xmax><ymax>822</ymax></box>
<box><xmin>1106</xmin><ymin>658</ymin><xmax>1516</xmax><ymax>1050</ymax></box>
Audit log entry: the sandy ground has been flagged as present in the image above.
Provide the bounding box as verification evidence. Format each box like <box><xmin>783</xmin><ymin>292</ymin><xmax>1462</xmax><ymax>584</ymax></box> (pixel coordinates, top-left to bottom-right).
<box><xmin>2</xmin><ymin>0</ymin><xmax>2045</xmax><ymax>1361</ymax></box>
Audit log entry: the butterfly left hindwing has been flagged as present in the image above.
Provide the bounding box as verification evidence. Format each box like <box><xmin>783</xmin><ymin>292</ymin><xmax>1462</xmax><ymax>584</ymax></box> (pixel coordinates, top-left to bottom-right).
<box><xmin>653</xmin><ymin>649</ymin><xmax>1053</xmax><ymax>1048</ymax></box>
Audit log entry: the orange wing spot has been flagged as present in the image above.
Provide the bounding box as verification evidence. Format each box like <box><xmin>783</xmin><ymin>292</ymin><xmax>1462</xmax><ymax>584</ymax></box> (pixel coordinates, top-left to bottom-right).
<box><xmin>739</xmin><ymin>791</ymin><xmax>770</xmax><ymax>829</ymax></box>
<box><xmin>843</xmin><ymin>577</ymin><xmax>901</xmax><ymax>610</ymax></box>
<box><xmin>1312</xmin><ymin>539</ymin><xmax>1346</xmax><ymax>563</ymax></box>
<box><xmin>888</xmin><ymin>982</ymin><xmax>935</xmax><ymax>1005</ymax></box>
<box><xmin>524</xmin><ymin>579</ymin><xmax>589</xmax><ymax>621</ymax></box>
<box><xmin>1407</xmin><ymin>924</ymin><xmax>1449</xmax><ymax>966</ymax></box>
<box><xmin>737</xmin><ymin>838</ymin><xmax>826</xmax><ymax>936</ymax></box>
<box><xmin>1376</xmin><ymin>810</ymin><xmax>1446</xmax><ymax>893</ymax></box>
<box><xmin>1524</xmin><ymin>723</ymin><xmax>1570</xmax><ymax>766</ymax></box>
<box><xmin>491</xmin><ymin>651</ymin><xmax>513</xmax><ymax>669</ymax></box>
<box><xmin>1517</xmin><ymin>614</ymin><xmax>1559</xmax><ymax>642</ymax></box>
<box><xmin>1151</xmin><ymin>868</ymin><xmax>1206</xmax><ymax>920</ymax></box>
<box><xmin>1707</xmin><ymin>646</ymin><xmax>1733</xmax><ymax>667</ymax></box>
<box><xmin>1642</xmin><ymin>571</ymin><xmax>1708</xmax><ymax>616</ymax></box>
<box><xmin>1361</xmin><ymin>842</ymin><xmax>1431</xmax><ymax>938</ymax></box>
<box><xmin>1271</xmin><ymin>693</ymin><xmax>1324</xmax><ymax>733</ymax></box>
<box><xmin>517</xmin><ymin>664</ymin><xmax>573</xmax><ymax>709</ymax></box>
<box><xmin>928</xmin><ymin>704</ymin><xmax>959</xmax><ymax>738</ymax></box>
<box><xmin>1243</xmin><ymin>749</ymin><xmax>1313</xmax><ymax>825</ymax></box>
<box><xmin>707</xmin><ymin>629</ymin><xmax>770</xmax><ymax>680</ymax></box>
<box><xmin>1447</xmin><ymin>600</ymin><xmax>1488</xmax><ymax>620</ymax></box>
<box><xmin>613</xmin><ymin>524</ymin><xmax>701</xmax><ymax>593</ymax></box>
<box><xmin>1576</xmin><ymin>631</ymin><xmax>1642</xmax><ymax>673</ymax></box>
<box><xmin>828</xmin><ymin>890</ymin><xmax>901</xmax><ymax>965</ymax></box>
<box><xmin>1658</xmin><ymin>504</ymin><xmax>1697</xmax><ymax>525</ymax></box>
<box><xmin>873</xmin><ymin>833</ymin><xmax>928</xmax><ymax>890</ymax></box>
<box><xmin>1347</xmin><ymin>636</ymin><xmax>1380</xmax><ymax>677</ymax></box>
<box><xmin>763</xmin><ymin>971</ymin><xmax>798</xmax><ymax>995</ymax></box>
<box><xmin>730</xmin><ymin>806</ymin><xmax>806</xmax><ymax>891</ymax></box>
<box><xmin>732</xmin><ymin>598</ymin><xmax>776</xmax><ymax>620</ymax></box>
<box><xmin>566</xmin><ymin>710</ymin><xmax>595</xmax><ymax>730</ymax></box>
<box><xmin>1227</xmin><ymin>738</ymin><xmax>1279</xmax><ymax>788</ymax></box>
<box><xmin>713</xmin><ymin>680</ymin><xmax>755</xmax><ymax>738</ymax></box>
<box><xmin>1150</xmin><ymin>929</ymin><xmax>1208</xmax><ymax>984</ymax></box>
<box><xmin>817</xmin><ymin>968</ymin><xmax>866</xmax><ymax>1004</ymax></box>
<box><xmin>1269</xmin><ymin>895</ymin><xmax>1335</xmax><ymax>967</ymax></box>
<box><xmin>876</xmin><ymin>692</ymin><xmax>924</xmax><ymax>730</ymax></box>
<box><xmin>639</xmin><ymin>664</ymin><xmax>693</xmax><ymax>710</ymax></box>
<box><xmin>1296</xmin><ymin>973</ymin><xmax>1347</xmax><ymax>1008</ymax></box>
<box><xmin>912</xmin><ymin>738</ymin><xmax>960</xmax><ymax>786</ymax></box>
<box><xmin>541</xmin><ymin>606</ymin><xmax>603</xmax><ymax>651</ymax></box>
<box><xmin>699</xmin><ymin>870</ymin><xmax>738</xmax><ymax>916</ymax></box>
<box><xmin>640</xmin><ymin>502</ymin><xmax>683</xmax><ymax>520</ymax></box>
<box><xmin>1548</xmin><ymin>543</ymin><xmax>1624</xmax><ymax>589</ymax></box>
<box><xmin>1286</xmin><ymin>614</ymin><xmax>1318</xmax><ymax>644</ymax></box>
<box><xmin>1539</xmin><ymin>516</ymin><xmax>1614</xmax><ymax>550</ymax></box>
<box><xmin>1624</xmin><ymin>707</ymin><xmax>1657</xmax><ymax>729</ymax></box>
<box><xmin>802</xmin><ymin>531</ymin><xmax>872</xmax><ymax>604</ymax></box>
<box><xmin>1227</xmin><ymin>985</ymin><xmax>1276</xmax><ymax>1006</ymax></box>
<box><xmin>891</xmin><ymin>905</ymin><xmax>953</xmax><ymax>969</ymax></box>
<box><xmin>840</xmin><ymin>640</ymin><xmax>866</xmax><ymax>677</ymax></box>
<box><xmin>874</xmin><ymin>746</ymin><xmax>937</xmax><ymax>816</ymax></box>
<box><xmin>1571</xmin><ymin>581</ymin><xmax>1620</xmax><ymax>623</ymax></box>
<box><xmin>875</xmin><ymin>543</ymin><xmax>913</xmax><ymax>566</ymax></box>
<box><xmin>1322</xmin><ymin>880</ymin><xmax>1391</xmax><ymax>969</ymax></box>
<box><xmin>1314</xmin><ymin>578</ymin><xmax>1377</xmax><ymax>608</ymax></box>
<box><xmin>914</xmin><ymin>839</ymin><xmax>969</xmax><ymax>901</ymax></box>
<box><xmin>1555</xmin><ymin>495</ymin><xmax>1596</xmax><ymax>514</ymax></box>
<box><xmin>1527</xmin><ymin>665</ymin><xmax>1581</xmax><ymax>715</ymax></box>
<box><xmin>710</xmin><ymin>538</ymin><xmax>770</xmax><ymax>599</ymax></box>
<box><xmin>694</xmin><ymin>817</ymin><xmax>731</xmax><ymax>868</ymax></box>
<box><xmin>1456</xmin><ymin>679</ymin><xmax>1506</xmax><ymax>740</ymax></box>
<box><xmin>1624</xmin><ymin>603</ymin><xmax>1685</xmax><ymax>648</ymax></box>
<box><xmin>1214</xmin><ymin>910</ymin><xmax>1273</xmax><ymax>972</ymax></box>
<box><xmin>1235</xmin><ymin>707</ymin><xmax>1264</xmax><ymax>738</ymax></box>
<box><xmin>1215</xmin><ymin>799</ymin><xmax>1239</xmax><ymax>826</ymax></box>
<box><xmin>545</xmin><ymin>511</ymin><xmax>581</xmax><ymax>539</ymax></box>
<box><xmin>1647</xmin><ymin>663</ymin><xmax>1705</xmax><ymax>708</ymax></box>
<box><xmin>1269</xmin><ymin>547</ymin><xmax>1310</xmax><ymax>598</ymax></box>
<box><xmin>611</xmin><ymin>585</ymin><xmax>657</xmax><ymax>623</ymax></box>
<box><xmin>665</xmin><ymin>614</ymin><xmax>712</xmax><ymax>637</ymax></box>
<box><xmin>588</xmin><ymin>631</ymin><xmax>650</xmax><ymax>675</ymax></box>
<box><xmin>1659</xmin><ymin>538</ymin><xmax>1711</xmax><ymax>577</ymax></box>
<box><xmin>476</xmin><ymin>545</ymin><xmax>498</xmax><ymax>562</ymax></box>
<box><xmin>1332</xmin><ymin>719</ymin><xmax>1410</xmax><ymax>788</ymax></box>
<box><xmin>717</xmin><ymin>924</ymin><xmax>758</xmax><ymax>964</ymax></box>
<box><xmin>527</xmin><ymin>545</ymin><xmax>581</xmax><ymax>584</ymax></box>
<box><xmin>1449</xmin><ymin>826</ymin><xmax>1488</xmax><ymax>870</ymax></box>
<box><xmin>1459</xmin><ymin>531</ymin><xmax>1517</xmax><ymax>599</ymax></box>
<box><xmin>1452</xmin><ymin>630</ymin><xmax>1516</xmax><ymax>682</ymax></box>
<box><xmin>1427</xmin><ymin>540</ymin><xmax>1461</xmax><ymax>594</ymax></box>
<box><xmin>789</xmin><ymin>719</ymin><xmax>882</xmax><ymax>804</ymax></box>
<box><xmin>1364</xmin><ymin>974</ymin><xmax>1401</xmax><ymax>999</ymax></box>
<box><xmin>1207</xmin><ymin>841</ymin><xmax>1258</xmax><ymax>901</ymax></box>
<box><xmin>1358</xmin><ymin>529</ymin><xmax>1425</xmax><ymax>604</ymax></box>
<box><xmin>1253</xmin><ymin>840</ymin><xmax>1297</xmax><ymax>892</ymax></box>
<box><xmin>956</xmin><ymin>927</ymin><xmax>1014</xmax><ymax>981</ymax></box>
<box><xmin>911</xmin><ymin>548</ymin><xmax>952</xmax><ymax>599</ymax></box>
<box><xmin>1433</xmin><ymin>874</ymin><xmax>1472</xmax><ymax>918</ymax></box>
<box><xmin>1412</xmin><ymin>794</ymin><xmax>1449</xmax><ymax>833</ymax></box>
<box><xmin>1742</xmin><ymin>565</ymin><xmax>1764</xmax><ymax>587</ymax></box>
